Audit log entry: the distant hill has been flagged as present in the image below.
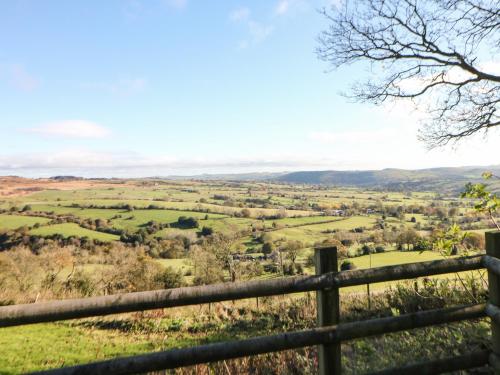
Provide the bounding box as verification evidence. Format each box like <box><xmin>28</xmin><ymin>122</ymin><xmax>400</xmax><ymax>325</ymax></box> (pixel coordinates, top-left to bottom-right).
<box><xmin>272</xmin><ymin>166</ymin><xmax>500</xmax><ymax>192</ymax></box>
<box><xmin>169</xmin><ymin>165</ymin><xmax>500</xmax><ymax>192</ymax></box>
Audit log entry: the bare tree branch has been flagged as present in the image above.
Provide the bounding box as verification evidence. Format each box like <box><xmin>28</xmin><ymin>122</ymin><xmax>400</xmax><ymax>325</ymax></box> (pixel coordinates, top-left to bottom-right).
<box><xmin>317</xmin><ymin>0</ymin><xmax>499</xmax><ymax>148</ymax></box>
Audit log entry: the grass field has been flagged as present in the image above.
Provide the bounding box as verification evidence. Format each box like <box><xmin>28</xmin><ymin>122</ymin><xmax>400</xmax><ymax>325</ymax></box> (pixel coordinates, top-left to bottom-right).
<box><xmin>0</xmin><ymin>214</ymin><xmax>51</xmax><ymax>230</ymax></box>
<box><xmin>0</xmin><ymin>176</ymin><xmax>490</xmax><ymax>373</ymax></box>
<box><xmin>29</xmin><ymin>223</ymin><xmax>119</xmax><ymax>242</ymax></box>
<box><xmin>264</xmin><ymin>215</ymin><xmax>343</xmax><ymax>227</ymax></box>
<box><xmin>0</xmin><ymin>323</ymin><xmax>160</xmax><ymax>374</ymax></box>
<box><xmin>267</xmin><ymin>216</ymin><xmax>377</xmax><ymax>244</ymax></box>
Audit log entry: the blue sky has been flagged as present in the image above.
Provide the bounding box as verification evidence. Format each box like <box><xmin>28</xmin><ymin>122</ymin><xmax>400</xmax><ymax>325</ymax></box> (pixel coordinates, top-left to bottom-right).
<box><xmin>1</xmin><ymin>0</ymin><xmax>498</xmax><ymax>177</ymax></box>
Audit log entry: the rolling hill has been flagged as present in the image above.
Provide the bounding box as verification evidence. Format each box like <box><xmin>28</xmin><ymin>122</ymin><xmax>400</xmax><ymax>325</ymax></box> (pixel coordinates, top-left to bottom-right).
<box><xmin>272</xmin><ymin>166</ymin><xmax>500</xmax><ymax>192</ymax></box>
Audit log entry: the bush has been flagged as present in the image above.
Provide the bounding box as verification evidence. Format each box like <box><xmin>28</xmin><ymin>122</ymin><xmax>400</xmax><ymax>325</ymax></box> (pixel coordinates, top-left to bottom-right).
<box><xmin>283</xmin><ymin>263</ymin><xmax>295</xmax><ymax>275</ymax></box>
<box><xmin>295</xmin><ymin>263</ymin><xmax>304</xmax><ymax>274</ymax></box>
<box><xmin>347</xmin><ymin>248</ymin><xmax>359</xmax><ymax>258</ymax></box>
<box><xmin>361</xmin><ymin>244</ymin><xmax>374</xmax><ymax>255</ymax></box>
<box><xmin>341</xmin><ymin>260</ymin><xmax>357</xmax><ymax>271</ymax></box>
<box><xmin>414</xmin><ymin>239</ymin><xmax>432</xmax><ymax>251</ymax></box>
<box><xmin>263</xmin><ymin>263</ymin><xmax>279</xmax><ymax>273</ymax></box>
<box><xmin>262</xmin><ymin>241</ymin><xmax>274</xmax><ymax>254</ymax></box>
<box><xmin>241</xmin><ymin>208</ymin><xmax>251</xmax><ymax>218</ymax></box>
<box><xmin>340</xmin><ymin>239</ymin><xmax>353</xmax><ymax>247</ymax></box>
<box><xmin>154</xmin><ymin>266</ymin><xmax>184</xmax><ymax>289</ymax></box>
<box><xmin>177</xmin><ymin>216</ymin><xmax>199</xmax><ymax>229</ymax></box>
<box><xmin>375</xmin><ymin>245</ymin><xmax>385</xmax><ymax>253</ymax></box>
<box><xmin>305</xmin><ymin>253</ymin><xmax>315</xmax><ymax>267</ymax></box>
<box><xmin>200</xmin><ymin>226</ymin><xmax>214</xmax><ymax>236</ymax></box>
<box><xmin>463</xmin><ymin>232</ymin><xmax>485</xmax><ymax>250</ymax></box>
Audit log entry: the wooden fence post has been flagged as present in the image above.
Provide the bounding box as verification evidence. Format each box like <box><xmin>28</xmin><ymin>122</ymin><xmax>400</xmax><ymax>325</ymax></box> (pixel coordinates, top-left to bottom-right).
<box><xmin>488</xmin><ymin>232</ymin><xmax>500</xmax><ymax>374</ymax></box>
<box><xmin>315</xmin><ymin>246</ymin><xmax>341</xmax><ymax>375</ymax></box>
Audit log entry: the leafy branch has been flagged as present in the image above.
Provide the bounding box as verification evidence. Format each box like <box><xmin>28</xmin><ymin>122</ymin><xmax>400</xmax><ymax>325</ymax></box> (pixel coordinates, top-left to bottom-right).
<box><xmin>461</xmin><ymin>172</ymin><xmax>500</xmax><ymax>230</ymax></box>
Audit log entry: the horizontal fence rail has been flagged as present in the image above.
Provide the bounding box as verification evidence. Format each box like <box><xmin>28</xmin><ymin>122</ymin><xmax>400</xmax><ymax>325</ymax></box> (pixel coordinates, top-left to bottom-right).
<box><xmin>31</xmin><ymin>304</ymin><xmax>486</xmax><ymax>375</ymax></box>
<box><xmin>0</xmin><ymin>254</ymin><xmax>484</xmax><ymax>328</ymax></box>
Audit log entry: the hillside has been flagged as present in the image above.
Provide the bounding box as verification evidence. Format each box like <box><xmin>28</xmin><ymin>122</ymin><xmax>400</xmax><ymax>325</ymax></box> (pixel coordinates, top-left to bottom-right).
<box><xmin>273</xmin><ymin>166</ymin><xmax>500</xmax><ymax>192</ymax></box>
<box><xmin>166</xmin><ymin>165</ymin><xmax>500</xmax><ymax>192</ymax></box>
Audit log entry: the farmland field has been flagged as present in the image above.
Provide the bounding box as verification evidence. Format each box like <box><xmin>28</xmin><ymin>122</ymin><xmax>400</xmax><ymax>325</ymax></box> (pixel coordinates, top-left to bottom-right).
<box><xmin>29</xmin><ymin>223</ymin><xmax>120</xmax><ymax>242</ymax></box>
<box><xmin>0</xmin><ymin>176</ymin><xmax>496</xmax><ymax>373</ymax></box>
<box><xmin>0</xmin><ymin>214</ymin><xmax>51</xmax><ymax>230</ymax></box>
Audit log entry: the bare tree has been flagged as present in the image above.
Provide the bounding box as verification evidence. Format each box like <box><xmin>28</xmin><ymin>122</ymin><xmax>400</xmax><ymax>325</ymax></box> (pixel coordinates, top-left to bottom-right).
<box><xmin>317</xmin><ymin>0</ymin><xmax>499</xmax><ymax>147</ymax></box>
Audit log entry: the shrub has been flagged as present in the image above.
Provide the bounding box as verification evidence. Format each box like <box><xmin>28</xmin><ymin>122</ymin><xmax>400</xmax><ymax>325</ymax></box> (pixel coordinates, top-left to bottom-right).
<box><xmin>341</xmin><ymin>239</ymin><xmax>353</xmax><ymax>247</ymax></box>
<box><xmin>262</xmin><ymin>241</ymin><xmax>275</xmax><ymax>254</ymax></box>
<box><xmin>414</xmin><ymin>239</ymin><xmax>432</xmax><ymax>251</ymax></box>
<box><xmin>347</xmin><ymin>248</ymin><xmax>359</xmax><ymax>258</ymax></box>
<box><xmin>305</xmin><ymin>253</ymin><xmax>315</xmax><ymax>267</ymax></box>
<box><xmin>375</xmin><ymin>245</ymin><xmax>385</xmax><ymax>253</ymax></box>
<box><xmin>283</xmin><ymin>263</ymin><xmax>295</xmax><ymax>275</ymax></box>
<box><xmin>200</xmin><ymin>226</ymin><xmax>214</xmax><ymax>236</ymax></box>
<box><xmin>295</xmin><ymin>263</ymin><xmax>304</xmax><ymax>274</ymax></box>
<box><xmin>241</xmin><ymin>208</ymin><xmax>252</xmax><ymax>218</ymax></box>
<box><xmin>263</xmin><ymin>263</ymin><xmax>279</xmax><ymax>273</ymax></box>
<box><xmin>154</xmin><ymin>266</ymin><xmax>184</xmax><ymax>289</ymax></box>
<box><xmin>177</xmin><ymin>216</ymin><xmax>199</xmax><ymax>229</ymax></box>
<box><xmin>361</xmin><ymin>244</ymin><xmax>374</xmax><ymax>255</ymax></box>
<box><xmin>341</xmin><ymin>260</ymin><xmax>357</xmax><ymax>271</ymax></box>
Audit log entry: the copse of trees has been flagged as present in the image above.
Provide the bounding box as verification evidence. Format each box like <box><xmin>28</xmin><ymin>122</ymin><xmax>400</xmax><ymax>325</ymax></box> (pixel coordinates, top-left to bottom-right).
<box><xmin>176</xmin><ymin>216</ymin><xmax>199</xmax><ymax>229</ymax></box>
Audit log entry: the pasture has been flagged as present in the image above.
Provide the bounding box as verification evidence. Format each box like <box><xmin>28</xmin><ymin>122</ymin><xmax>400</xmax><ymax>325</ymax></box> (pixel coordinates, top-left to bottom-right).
<box><xmin>0</xmin><ymin>214</ymin><xmax>51</xmax><ymax>230</ymax></box>
<box><xmin>0</xmin><ymin>177</ymin><xmax>496</xmax><ymax>374</ymax></box>
<box><xmin>29</xmin><ymin>223</ymin><xmax>120</xmax><ymax>242</ymax></box>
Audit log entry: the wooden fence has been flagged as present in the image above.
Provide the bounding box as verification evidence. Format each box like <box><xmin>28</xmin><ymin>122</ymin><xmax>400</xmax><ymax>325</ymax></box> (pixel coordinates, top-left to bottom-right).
<box><xmin>1</xmin><ymin>231</ymin><xmax>499</xmax><ymax>375</ymax></box>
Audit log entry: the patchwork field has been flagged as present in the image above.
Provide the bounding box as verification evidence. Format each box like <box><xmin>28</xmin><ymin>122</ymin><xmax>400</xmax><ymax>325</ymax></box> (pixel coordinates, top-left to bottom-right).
<box><xmin>29</xmin><ymin>223</ymin><xmax>120</xmax><ymax>242</ymax></box>
<box><xmin>0</xmin><ymin>214</ymin><xmax>51</xmax><ymax>230</ymax></box>
<box><xmin>0</xmin><ymin>176</ymin><xmax>496</xmax><ymax>374</ymax></box>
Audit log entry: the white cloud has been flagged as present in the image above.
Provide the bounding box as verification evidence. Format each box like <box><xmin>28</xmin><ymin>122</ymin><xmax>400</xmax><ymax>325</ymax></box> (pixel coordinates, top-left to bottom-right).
<box><xmin>2</xmin><ymin>64</ymin><xmax>39</xmax><ymax>92</ymax></box>
<box><xmin>163</xmin><ymin>0</ymin><xmax>187</xmax><ymax>9</ymax></box>
<box><xmin>230</xmin><ymin>7</ymin><xmax>273</xmax><ymax>48</ymax></box>
<box><xmin>308</xmin><ymin>121</ymin><xmax>500</xmax><ymax>170</ymax></box>
<box><xmin>0</xmin><ymin>150</ymin><xmax>344</xmax><ymax>177</ymax></box>
<box><xmin>248</xmin><ymin>21</ymin><xmax>274</xmax><ymax>44</ymax></box>
<box><xmin>27</xmin><ymin>120</ymin><xmax>111</xmax><ymax>139</ymax></box>
<box><xmin>229</xmin><ymin>7</ymin><xmax>250</xmax><ymax>22</ymax></box>
<box><xmin>275</xmin><ymin>0</ymin><xmax>290</xmax><ymax>15</ymax></box>
<box><xmin>1</xmin><ymin>131</ymin><xmax>499</xmax><ymax>178</ymax></box>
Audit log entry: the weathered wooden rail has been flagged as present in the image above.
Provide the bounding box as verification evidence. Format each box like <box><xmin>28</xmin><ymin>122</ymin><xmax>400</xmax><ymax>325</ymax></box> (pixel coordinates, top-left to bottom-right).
<box><xmin>1</xmin><ymin>231</ymin><xmax>499</xmax><ymax>375</ymax></box>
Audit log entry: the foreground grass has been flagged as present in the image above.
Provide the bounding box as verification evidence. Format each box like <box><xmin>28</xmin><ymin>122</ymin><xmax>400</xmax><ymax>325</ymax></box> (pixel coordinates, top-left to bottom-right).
<box><xmin>0</xmin><ymin>323</ymin><xmax>156</xmax><ymax>374</ymax></box>
<box><xmin>0</xmin><ymin>304</ymin><xmax>490</xmax><ymax>374</ymax></box>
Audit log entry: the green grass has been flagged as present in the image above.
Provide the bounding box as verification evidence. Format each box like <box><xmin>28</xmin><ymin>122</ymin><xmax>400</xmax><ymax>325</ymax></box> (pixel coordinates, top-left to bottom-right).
<box><xmin>30</xmin><ymin>204</ymin><xmax>126</xmax><ymax>219</ymax></box>
<box><xmin>0</xmin><ymin>323</ymin><xmax>166</xmax><ymax>374</ymax></box>
<box><xmin>0</xmin><ymin>214</ymin><xmax>51</xmax><ymax>230</ymax></box>
<box><xmin>200</xmin><ymin>217</ymin><xmax>257</xmax><ymax>234</ymax></box>
<box><xmin>348</xmin><ymin>250</ymin><xmax>444</xmax><ymax>269</ymax></box>
<box><xmin>29</xmin><ymin>223</ymin><xmax>119</xmax><ymax>242</ymax></box>
<box><xmin>28</xmin><ymin>205</ymin><xmax>228</xmax><ymax>232</ymax></box>
<box><xmin>267</xmin><ymin>216</ymin><xmax>377</xmax><ymax>245</ymax></box>
<box><xmin>110</xmin><ymin>209</ymin><xmax>226</xmax><ymax>231</ymax></box>
<box><xmin>265</xmin><ymin>215</ymin><xmax>342</xmax><ymax>227</ymax></box>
